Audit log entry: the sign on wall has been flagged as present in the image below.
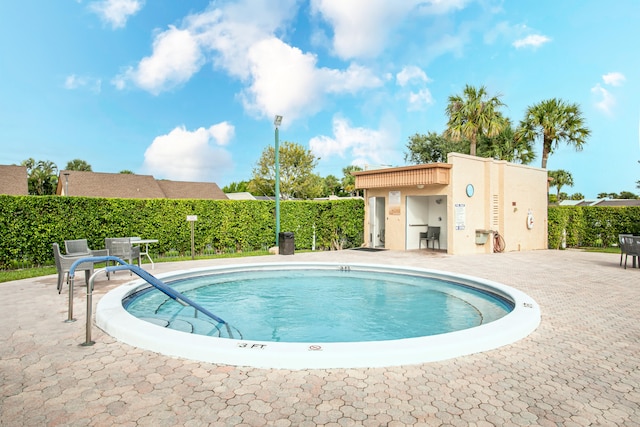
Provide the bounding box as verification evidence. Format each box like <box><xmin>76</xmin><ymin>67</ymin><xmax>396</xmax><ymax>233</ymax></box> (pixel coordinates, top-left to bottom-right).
<box><xmin>455</xmin><ymin>203</ymin><xmax>466</xmax><ymax>230</ymax></box>
<box><xmin>388</xmin><ymin>191</ymin><xmax>401</xmax><ymax>215</ymax></box>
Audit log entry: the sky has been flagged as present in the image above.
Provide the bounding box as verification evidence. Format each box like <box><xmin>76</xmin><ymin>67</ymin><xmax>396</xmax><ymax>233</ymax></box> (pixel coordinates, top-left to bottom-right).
<box><xmin>1</xmin><ymin>0</ymin><xmax>639</xmax><ymax>198</ymax></box>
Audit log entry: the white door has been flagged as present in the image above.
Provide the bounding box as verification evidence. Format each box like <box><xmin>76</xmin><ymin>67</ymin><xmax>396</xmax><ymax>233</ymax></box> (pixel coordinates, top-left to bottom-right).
<box><xmin>368</xmin><ymin>197</ymin><xmax>386</xmax><ymax>248</ymax></box>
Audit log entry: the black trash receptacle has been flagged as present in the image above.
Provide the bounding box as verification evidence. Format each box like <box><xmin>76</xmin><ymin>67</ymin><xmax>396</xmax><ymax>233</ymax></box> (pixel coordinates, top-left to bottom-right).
<box><xmin>278</xmin><ymin>232</ymin><xmax>295</xmax><ymax>255</ymax></box>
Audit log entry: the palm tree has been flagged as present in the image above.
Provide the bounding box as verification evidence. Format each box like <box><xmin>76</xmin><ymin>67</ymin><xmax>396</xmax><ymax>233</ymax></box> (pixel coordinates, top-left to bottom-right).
<box><xmin>516</xmin><ymin>98</ymin><xmax>590</xmax><ymax>169</ymax></box>
<box><xmin>21</xmin><ymin>158</ymin><xmax>58</xmax><ymax>195</ymax></box>
<box><xmin>65</xmin><ymin>159</ymin><xmax>92</xmax><ymax>171</ymax></box>
<box><xmin>477</xmin><ymin>118</ymin><xmax>536</xmax><ymax>164</ymax></box>
<box><xmin>444</xmin><ymin>84</ymin><xmax>506</xmax><ymax>156</ymax></box>
<box><xmin>548</xmin><ymin>169</ymin><xmax>574</xmax><ymax>203</ymax></box>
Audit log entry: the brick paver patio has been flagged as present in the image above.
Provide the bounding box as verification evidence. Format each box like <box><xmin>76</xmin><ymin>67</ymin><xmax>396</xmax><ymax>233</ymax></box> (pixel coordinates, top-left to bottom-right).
<box><xmin>1</xmin><ymin>249</ymin><xmax>639</xmax><ymax>426</ymax></box>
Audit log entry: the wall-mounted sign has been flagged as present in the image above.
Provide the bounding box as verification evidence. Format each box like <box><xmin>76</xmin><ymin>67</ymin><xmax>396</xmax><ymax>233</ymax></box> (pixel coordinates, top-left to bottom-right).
<box><xmin>388</xmin><ymin>191</ymin><xmax>401</xmax><ymax>215</ymax></box>
<box><xmin>455</xmin><ymin>203</ymin><xmax>466</xmax><ymax>230</ymax></box>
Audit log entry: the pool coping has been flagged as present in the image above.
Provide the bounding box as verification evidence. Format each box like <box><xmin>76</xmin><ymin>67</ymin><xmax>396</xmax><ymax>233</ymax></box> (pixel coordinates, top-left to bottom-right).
<box><xmin>96</xmin><ymin>262</ymin><xmax>541</xmax><ymax>369</ymax></box>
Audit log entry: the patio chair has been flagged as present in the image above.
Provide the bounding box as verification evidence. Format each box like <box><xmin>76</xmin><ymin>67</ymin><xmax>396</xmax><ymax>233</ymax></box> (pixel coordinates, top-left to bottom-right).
<box><xmin>52</xmin><ymin>243</ymin><xmax>94</xmax><ymax>294</ymax></box>
<box><xmin>622</xmin><ymin>235</ymin><xmax>640</xmax><ymax>269</ymax></box>
<box><xmin>419</xmin><ymin>226</ymin><xmax>440</xmax><ymax>250</ymax></box>
<box><xmin>65</xmin><ymin>239</ymin><xmax>109</xmax><ymax>258</ymax></box>
<box><xmin>619</xmin><ymin>234</ymin><xmax>633</xmax><ymax>266</ymax></box>
<box><xmin>105</xmin><ymin>237</ymin><xmax>141</xmax><ymax>271</ymax></box>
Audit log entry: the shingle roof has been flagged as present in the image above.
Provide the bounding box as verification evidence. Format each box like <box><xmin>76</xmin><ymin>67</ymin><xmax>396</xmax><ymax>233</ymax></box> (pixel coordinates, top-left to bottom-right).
<box><xmin>156</xmin><ymin>180</ymin><xmax>227</xmax><ymax>200</ymax></box>
<box><xmin>55</xmin><ymin>170</ymin><xmax>227</xmax><ymax>200</ymax></box>
<box><xmin>559</xmin><ymin>198</ymin><xmax>640</xmax><ymax>207</ymax></box>
<box><xmin>595</xmin><ymin>199</ymin><xmax>640</xmax><ymax>207</ymax></box>
<box><xmin>56</xmin><ymin>170</ymin><xmax>166</xmax><ymax>198</ymax></box>
<box><xmin>0</xmin><ymin>165</ymin><xmax>28</xmax><ymax>195</ymax></box>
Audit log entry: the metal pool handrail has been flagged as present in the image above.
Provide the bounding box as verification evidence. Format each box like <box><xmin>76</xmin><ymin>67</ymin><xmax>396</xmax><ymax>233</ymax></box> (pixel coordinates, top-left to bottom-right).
<box><xmin>68</xmin><ymin>256</ymin><xmax>239</xmax><ymax>346</ymax></box>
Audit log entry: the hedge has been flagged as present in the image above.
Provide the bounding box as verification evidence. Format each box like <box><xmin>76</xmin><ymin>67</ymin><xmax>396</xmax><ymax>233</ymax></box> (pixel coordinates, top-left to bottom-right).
<box><xmin>3</xmin><ymin>196</ymin><xmax>638</xmax><ymax>268</ymax></box>
<box><xmin>548</xmin><ymin>206</ymin><xmax>640</xmax><ymax>249</ymax></box>
<box><xmin>0</xmin><ymin>195</ymin><xmax>365</xmax><ymax>269</ymax></box>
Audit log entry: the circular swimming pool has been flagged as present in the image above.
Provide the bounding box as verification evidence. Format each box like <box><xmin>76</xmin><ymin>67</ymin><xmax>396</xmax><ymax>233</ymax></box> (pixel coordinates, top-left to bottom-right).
<box><xmin>97</xmin><ymin>263</ymin><xmax>540</xmax><ymax>369</ymax></box>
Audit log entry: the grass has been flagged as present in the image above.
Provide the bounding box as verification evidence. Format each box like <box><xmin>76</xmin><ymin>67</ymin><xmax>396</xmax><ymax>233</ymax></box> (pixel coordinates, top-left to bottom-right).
<box><xmin>0</xmin><ymin>250</ymin><xmax>272</xmax><ymax>284</ymax></box>
<box><xmin>581</xmin><ymin>246</ymin><xmax>621</xmax><ymax>254</ymax></box>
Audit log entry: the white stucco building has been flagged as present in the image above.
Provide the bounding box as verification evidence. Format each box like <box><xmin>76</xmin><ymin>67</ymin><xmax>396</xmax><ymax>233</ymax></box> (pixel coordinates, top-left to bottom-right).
<box><xmin>353</xmin><ymin>153</ymin><xmax>548</xmax><ymax>255</ymax></box>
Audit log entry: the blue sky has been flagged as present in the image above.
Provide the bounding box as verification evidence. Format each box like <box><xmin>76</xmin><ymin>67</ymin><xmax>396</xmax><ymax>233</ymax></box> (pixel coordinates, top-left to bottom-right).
<box><xmin>1</xmin><ymin>0</ymin><xmax>639</xmax><ymax>198</ymax></box>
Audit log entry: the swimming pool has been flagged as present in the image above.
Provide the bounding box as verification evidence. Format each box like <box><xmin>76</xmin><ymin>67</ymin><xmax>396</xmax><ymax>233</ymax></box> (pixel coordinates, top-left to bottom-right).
<box><xmin>97</xmin><ymin>263</ymin><xmax>540</xmax><ymax>369</ymax></box>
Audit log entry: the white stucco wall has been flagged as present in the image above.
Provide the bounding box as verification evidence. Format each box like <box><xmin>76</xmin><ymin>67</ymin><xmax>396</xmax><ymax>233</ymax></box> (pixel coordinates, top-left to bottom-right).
<box><xmin>447</xmin><ymin>153</ymin><xmax>547</xmax><ymax>254</ymax></box>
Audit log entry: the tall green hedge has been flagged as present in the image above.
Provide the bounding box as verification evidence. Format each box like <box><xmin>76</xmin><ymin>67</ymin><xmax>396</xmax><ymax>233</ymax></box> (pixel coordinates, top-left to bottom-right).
<box><xmin>0</xmin><ymin>195</ymin><xmax>364</xmax><ymax>268</ymax></box>
<box><xmin>548</xmin><ymin>206</ymin><xmax>640</xmax><ymax>249</ymax></box>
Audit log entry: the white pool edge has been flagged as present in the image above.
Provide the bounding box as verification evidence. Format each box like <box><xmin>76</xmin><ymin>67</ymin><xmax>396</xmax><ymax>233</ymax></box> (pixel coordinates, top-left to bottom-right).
<box><xmin>96</xmin><ymin>263</ymin><xmax>541</xmax><ymax>370</ymax></box>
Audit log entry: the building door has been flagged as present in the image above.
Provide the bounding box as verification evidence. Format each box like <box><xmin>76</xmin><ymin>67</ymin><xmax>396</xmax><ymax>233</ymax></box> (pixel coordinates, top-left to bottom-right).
<box><xmin>406</xmin><ymin>195</ymin><xmax>447</xmax><ymax>251</ymax></box>
<box><xmin>406</xmin><ymin>196</ymin><xmax>429</xmax><ymax>250</ymax></box>
<box><xmin>368</xmin><ymin>197</ymin><xmax>386</xmax><ymax>248</ymax></box>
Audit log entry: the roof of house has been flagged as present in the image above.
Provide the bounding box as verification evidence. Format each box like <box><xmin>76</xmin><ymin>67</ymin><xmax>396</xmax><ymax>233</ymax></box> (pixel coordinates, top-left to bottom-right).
<box><xmin>57</xmin><ymin>170</ymin><xmax>166</xmax><ymax>198</ymax></box>
<box><xmin>0</xmin><ymin>165</ymin><xmax>28</xmax><ymax>195</ymax></box>
<box><xmin>559</xmin><ymin>198</ymin><xmax>640</xmax><ymax>207</ymax></box>
<box><xmin>594</xmin><ymin>199</ymin><xmax>640</xmax><ymax>207</ymax></box>
<box><xmin>225</xmin><ymin>192</ymin><xmax>257</xmax><ymax>200</ymax></box>
<box><xmin>156</xmin><ymin>180</ymin><xmax>227</xmax><ymax>200</ymax></box>
<box><xmin>55</xmin><ymin>170</ymin><xmax>227</xmax><ymax>200</ymax></box>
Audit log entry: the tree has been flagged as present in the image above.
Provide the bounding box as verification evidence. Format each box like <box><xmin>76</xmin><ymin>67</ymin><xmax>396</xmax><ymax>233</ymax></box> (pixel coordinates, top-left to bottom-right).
<box><xmin>341</xmin><ymin>165</ymin><xmax>363</xmax><ymax>197</ymax></box>
<box><xmin>548</xmin><ymin>169</ymin><xmax>574</xmax><ymax>203</ymax></box>
<box><xmin>404</xmin><ymin>132</ymin><xmax>466</xmax><ymax>164</ymax></box>
<box><xmin>597</xmin><ymin>192</ymin><xmax>611</xmax><ymax>199</ymax></box>
<box><xmin>65</xmin><ymin>159</ymin><xmax>92</xmax><ymax>171</ymax></box>
<box><xmin>570</xmin><ymin>193</ymin><xmax>584</xmax><ymax>200</ymax></box>
<box><xmin>444</xmin><ymin>84</ymin><xmax>506</xmax><ymax>156</ymax></box>
<box><xmin>322</xmin><ymin>175</ymin><xmax>342</xmax><ymax>197</ymax></box>
<box><xmin>617</xmin><ymin>191</ymin><xmax>638</xmax><ymax>199</ymax></box>
<box><xmin>516</xmin><ymin>98</ymin><xmax>590</xmax><ymax>169</ymax></box>
<box><xmin>249</xmin><ymin>141</ymin><xmax>322</xmax><ymax>199</ymax></box>
<box><xmin>223</xmin><ymin>181</ymin><xmax>250</xmax><ymax>193</ymax></box>
<box><xmin>21</xmin><ymin>158</ymin><xmax>58</xmax><ymax>195</ymax></box>
<box><xmin>119</xmin><ymin>170</ymin><xmax>134</xmax><ymax>174</ymax></box>
<box><xmin>476</xmin><ymin>119</ymin><xmax>536</xmax><ymax>164</ymax></box>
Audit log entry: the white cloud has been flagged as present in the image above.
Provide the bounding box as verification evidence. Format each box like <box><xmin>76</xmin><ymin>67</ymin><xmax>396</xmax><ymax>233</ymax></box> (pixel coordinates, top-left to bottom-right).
<box><xmin>309</xmin><ymin>117</ymin><xmax>399</xmax><ymax>168</ymax></box>
<box><xmin>396</xmin><ymin>66</ymin><xmax>429</xmax><ymax>87</ymax></box>
<box><xmin>512</xmin><ymin>34</ymin><xmax>551</xmax><ymax>49</ymax></box>
<box><xmin>591</xmin><ymin>83</ymin><xmax>615</xmax><ymax>115</ymax></box>
<box><xmin>142</xmin><ymin>123</ymin><xmax>235</xmax><ymax>181</ymax></box>
<box><xmin>64</xmin><ymin>74</ymin><xmax>102</xmax><ymax>93</ymax></box>
<box><xmin>116</xmin><ymin>2</ymin><xmax>382</xmax><ymax>122</ymax></box>
<box><xmin>408</xmin><ymin>89</ymin><xmax>435</xmax><ymax>111</ymax></box>
<box><xmin>310</xmin><ymin>0</ymin><xmax>411</xmax><ymax>59</ymax></box>
<box><xmin>591</xmin><ymin>72</ymin><xmax>625</xmax><ymax>115</ymax></box>
<box><xmin>88</xmin><ymin>0</ymin><xmax>144</xmax><ymax>29</ymax></box>
<box><xmin>311</xmin><ymin>0</ymin><xmax>469</xmax><ymax>59</ymax></box>
<box><xmin>602</xmin><ymin>72</ymin><xmax>625</xmax><ymax>86</ymax></box>
<box><xmin>115</xmin><ymin>26</ymin><xmax>204</xmax><ymax>95</ymax></box>
<box><xmin>240</xmin><ymin>38</ymin><xmax>382</xmax><ymax>123</ymax></box>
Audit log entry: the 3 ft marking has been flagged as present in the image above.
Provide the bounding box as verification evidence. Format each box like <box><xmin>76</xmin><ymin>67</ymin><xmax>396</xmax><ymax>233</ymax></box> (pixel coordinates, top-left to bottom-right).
<box><xmin>237</xmin><ymin>343</ymin><xmax>267</xmax><ymax>349</ymax></box>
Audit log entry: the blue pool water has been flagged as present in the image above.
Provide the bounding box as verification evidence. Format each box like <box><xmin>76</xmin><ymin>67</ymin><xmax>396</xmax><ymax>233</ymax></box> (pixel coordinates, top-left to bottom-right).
<box><xmin>124</xmin><ymin>268</ymin><xmax>513</xmax><ymax>343</ymax></box>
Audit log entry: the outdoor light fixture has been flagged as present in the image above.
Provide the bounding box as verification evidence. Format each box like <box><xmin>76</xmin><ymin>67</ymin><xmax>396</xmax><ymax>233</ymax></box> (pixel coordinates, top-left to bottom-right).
<box><xmin>274</xmin><ymin>115</ymin><xmax>283</xmax><ymax>246</ymax></box>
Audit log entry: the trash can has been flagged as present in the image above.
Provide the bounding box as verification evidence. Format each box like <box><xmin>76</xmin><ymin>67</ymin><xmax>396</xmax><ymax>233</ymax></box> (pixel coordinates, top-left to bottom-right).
<box><xmin>278</xmin><ymin>232</ymin><xmax>295</xmax><ymax>255</ymax></box>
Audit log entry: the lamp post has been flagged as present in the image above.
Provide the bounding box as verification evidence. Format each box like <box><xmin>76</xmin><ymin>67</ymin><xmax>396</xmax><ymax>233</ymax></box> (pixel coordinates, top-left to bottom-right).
<box><xmin>274</xmin><ymin>115</ymin><xmax>283</xmax><ymax>247</ymax></box>
<box><xmin>64</xmin><ymin>172</ymin><xmax>70</xmax><ymax>196</ymax></box>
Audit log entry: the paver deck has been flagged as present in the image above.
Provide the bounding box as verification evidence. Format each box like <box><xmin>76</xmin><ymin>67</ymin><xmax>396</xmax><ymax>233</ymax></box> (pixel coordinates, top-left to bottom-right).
<box><xmin>1</xmin><ymin>249</ymin><xmax>639</xmax><ymax>426</ymax></box>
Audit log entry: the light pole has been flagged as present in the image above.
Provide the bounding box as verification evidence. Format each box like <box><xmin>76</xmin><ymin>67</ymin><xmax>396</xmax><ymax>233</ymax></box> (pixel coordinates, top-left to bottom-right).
<box><xmin>64</xmin><ymin>172</ymin><xmax>70</xmax><ymax>196</ymax></box>
<box><xmin>274</xmin><ymin>115</ymin><xmax>283</xmax><ymax>247</ymax></box>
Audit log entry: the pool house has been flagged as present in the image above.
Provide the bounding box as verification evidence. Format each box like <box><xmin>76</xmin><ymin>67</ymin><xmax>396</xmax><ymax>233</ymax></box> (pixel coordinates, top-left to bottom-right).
<box><xmin>353</xmin><ymin>153</ymin><xmax>548</xmax><ymax>255</ymax></box>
